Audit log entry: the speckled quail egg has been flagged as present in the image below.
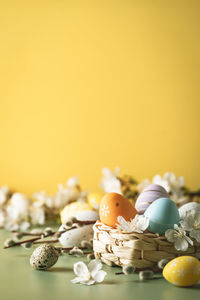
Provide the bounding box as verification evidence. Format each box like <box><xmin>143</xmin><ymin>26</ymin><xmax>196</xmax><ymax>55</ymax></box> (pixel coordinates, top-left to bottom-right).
<box><xmin>30</xmin><ymin>244</ymin><xmax>60</xmax><ymax>270</ymax></box>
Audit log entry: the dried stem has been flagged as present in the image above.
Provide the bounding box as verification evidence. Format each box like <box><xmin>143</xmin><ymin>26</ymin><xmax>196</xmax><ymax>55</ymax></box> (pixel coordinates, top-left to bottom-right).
<box><xmin>4</xmin><ymin>237</ymin><xmax>40</xmax><ymax>249</ymax></box>
<box><xmin>12</xmin><ymin>231</ymin><xmax>41</xmax><ymax>237</ymax></box>
<box><xmin>33</xmin><ymin>239</ymin><xmax>59</xmax><ymax>245</ymax></box>
<box><xmin>115</xmin><ymin>272</ymin><xmax>124</xmax><ymax>275</ymax></box>
<box><xmin>4</xmin><ymin>219</ymin><xmax>96</xmax><ymax>249</ymax></box>
<box><xmin>4</xmin><ymin>227</ymin><xmax>76</xmax><ymax>249</ymax></box>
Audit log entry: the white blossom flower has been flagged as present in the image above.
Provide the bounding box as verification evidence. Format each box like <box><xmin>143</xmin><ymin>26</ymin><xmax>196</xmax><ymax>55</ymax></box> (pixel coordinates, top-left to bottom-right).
<box><xmin>33</xmin><ymin>179</ymin><xmax>88</xmax><ymax>211</ymax></box>
<box><xmin>100</xmin><ymin>167</ymin><xmax>121</xmax><ymax>194</ymax></box>
<box><xmin>116</xmin><ymin>215</ymin><xmax>149</xmax><ymax>233</ymax></box>
<box><xmin>19</xmin><ymin>221</ymin><xmax>30</xmax><ymax>231</ymax></box>
<box><xmin>180</xmin><ymin>210</ymin><xmax>200</xmax><ymax>243</ymax></box>
<box><xmin>30</xmin><ymin>205</ymin><xmax>45</xmax><ymax>225</ymax></box>
<box><xmin>152</xmin><ymin>174</ymin><xmax>170</xmax><ymax>192</ymax></box>
<box><xmin>162</xmin><ymin>173</ymin><xmax>185</xmax><ymax>202</ymax></box>
<box><xmin>137</xmin><ymin>179</ymin><xmax>151</xmax><ymax>193</ymax></box>
<box><xmin>5</xmin><ymin>220</ymin><xmax>30</xmax><ymax>231</ymax></box>
<box><xmin>71</xmin><ymin>260</ymin><xmax>107</xmax><ymax>285</ymax></box>
<box><xmin>4</xmin><ymin>193</ymin><xmax>30</xmax><ymax>230</ymax></box>
<box><xmin>33</xmin><ymin>191</ymin><xmax>49</xmax><ymax>207</ymax></box>
<box><xmin>0</xmin><ymin>209</ymin><xmax>6</xmax><ymax>227</ymax></box>
<box><xmin>67</xmin><ymin>176</ymin><xmax>79</xmax><ymax>188</ymax></box>
<box><xmin>0</xmin><ymin>186</ymin><xmax>9</xmax><ymax>206</ymax></box>
<box><xmin>165</xmin><ymin>224</ymin><xmax>193</xmax><ymax>251</ymax></box>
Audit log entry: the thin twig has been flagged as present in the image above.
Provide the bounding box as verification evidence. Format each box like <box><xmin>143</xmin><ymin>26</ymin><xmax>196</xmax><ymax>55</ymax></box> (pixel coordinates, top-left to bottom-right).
<box><xmin>33</xmin><ymin>239</ymin><xmax>59</xmax><ymax>244</ymax></box>
<box><xmin>4</xmin><ymin>237</ymin><xmax>40</xmax><ymax>249</ymax></box>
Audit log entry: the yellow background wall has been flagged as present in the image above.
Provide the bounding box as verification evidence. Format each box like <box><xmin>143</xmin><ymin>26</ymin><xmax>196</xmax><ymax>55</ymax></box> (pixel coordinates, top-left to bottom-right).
<box><xmin>0</xmin><ymin>0</ymin><xmax>200</xmax><ymax>195</ymax></box>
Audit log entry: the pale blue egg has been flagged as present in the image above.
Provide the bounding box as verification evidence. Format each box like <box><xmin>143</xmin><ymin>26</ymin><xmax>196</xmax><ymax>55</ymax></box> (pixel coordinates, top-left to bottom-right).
<box><xmin>144</xmin><ymin>198</ymin><xmax>180</xmax><ymax>235</ymax></box>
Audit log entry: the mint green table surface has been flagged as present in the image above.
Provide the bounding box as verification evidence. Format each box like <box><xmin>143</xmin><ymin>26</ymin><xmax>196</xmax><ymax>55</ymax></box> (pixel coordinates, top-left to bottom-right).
<box><xmin>1</xmin><ymin>229</ymin><xmax>200</xmax><ymax>300</ymax></box>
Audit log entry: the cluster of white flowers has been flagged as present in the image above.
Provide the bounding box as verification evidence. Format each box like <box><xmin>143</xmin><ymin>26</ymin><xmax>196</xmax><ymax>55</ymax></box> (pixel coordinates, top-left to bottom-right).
<box><xmin>137</xmin><ymin>172</ymin><xmax>186</xmax><ymax>205</ymax></box>
<box><xmin>100</xmin><ymin>168</ymin><xmax>190</xmax><ymax>206</ymax></box>
<box><xmin>0</xmin><ymin>188</ymin><xmax>30</xmax><ymax>231</ymax></box>
<box><xmin>165</xmin><ymin>210</ymin><xmax>200</xmax><ymax>251</ymax></box>
<box><xmin>0</xmin><ymin>177</ymin><xmax>88</xmax><ymax>231</ymax></box>
<box><xmin>100</xmin><ymin>167</ymin><xmax>121</xmax><ymax>194</ymax></box>
<box><xmin>116</xmin><ymin>215</ymin><xmax>149</xmax><ymax>233</ymax></box>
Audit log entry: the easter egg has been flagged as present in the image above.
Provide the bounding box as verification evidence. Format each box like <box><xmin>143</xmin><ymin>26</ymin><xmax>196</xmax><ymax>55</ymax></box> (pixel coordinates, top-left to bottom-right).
<box><xmin>87</xmin><ymin>193</ymin><xmax>104</xmax><ymax>210</ymax></box>
<box><xmin>75</xmin><ymin>210</ymin><xmax>99</xmax><ymax>222</ymax></box>
<box><xmin>135</xmin><ymin>184</ymin><xmax>169</xmax><ymax>214</ymax></box>
<box><xmin>60</xmin><ymin>202</ymin><xmax>92</xmax><ymax>224</ymax></box>
<box><xmin>59</xmin><ymin>224</ymin><xmax>93</xmax><ymax>247</ymax></box>
<box><xmin>179</xmin><ymin>202</ymin><xmax>200</xmax><ymax>219</ymax></box>
<box><xmin>30</xmin><ymin>244</ymin><xmax>59</xmax><ymax>270</ymax></box>
<box><xmin>99</xmin><ymin>192</ymin><xmax>137</xmax><ymax>228</ymax></box>
<box><xmin>163</xmin><ymin>256</ymin><xmax>200</xmax><ymax>287</ymax></box>
<box><xmin>144</xmin><ymin>198</ymin><xmax>180</xmax><ymax>235</ymax></box>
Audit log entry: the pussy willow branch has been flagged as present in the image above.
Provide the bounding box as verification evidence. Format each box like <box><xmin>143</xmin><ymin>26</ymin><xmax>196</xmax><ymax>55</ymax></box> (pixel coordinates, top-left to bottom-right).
<box><xmin>4</xmin><ymin>219</ymin><xmax>96</xmax><ymax>249</ymax></box>
<box><xmin>115</xmin><ymin>266</ymin><xmax>161</xmax><ymax>275</ymax></box>
<box><xmin>4</xmin><ymin>227</ymin><xmax>74</xmax><ymax>249</ymax></box>
<box><xmin>11</xmin><ymin>220</ymin><xmax>95</xmax><ymax>237</ymax></box>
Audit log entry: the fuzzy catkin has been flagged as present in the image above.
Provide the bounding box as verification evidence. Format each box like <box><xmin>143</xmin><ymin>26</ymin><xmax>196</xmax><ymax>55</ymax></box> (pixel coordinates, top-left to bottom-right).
<box><xmin>44</xmin><ymin>227</ymin><xmax>54</xmax><ymax>235</ymax></box>
<box><xmin>139</xmin><ymin>270</ymin><xmax>154</xmax><ymax>281</ymax></box>
<box><xmin>81</xmin><ymin>240</ymin><xmax>92</xmax><ymax>249</ymax></box>
<box><xmin>69</xmin><ymin>247</ymin><xmax>83</xmax><ymax>256</ymax></box>
<box><xmin>4</xmin><ymin>239</ymin><xmax>15</xmax><ymax>247</ymax></box>
<box><xmin>123</xmin><ymin>264</ymin><xmax>136</xmax><ymax>275</ymax></box>
<box><xmin>22</xmin><ymin>242</ymin><xmax>32</xmax><ymax>249</ymax></box>
<box><xmin>13</xmin><ymin>232</ymin><xmax>24</xmax><ymax>240</ymax></box>
<box><xmin>158</xmin><ymin>259</ymin><xmax>169</xmax><ymax>269</ymax></box>
<box><xmin>87</xmin><ymin>253</ymin><xmax>95</xmax><ymax>260</ymax></box>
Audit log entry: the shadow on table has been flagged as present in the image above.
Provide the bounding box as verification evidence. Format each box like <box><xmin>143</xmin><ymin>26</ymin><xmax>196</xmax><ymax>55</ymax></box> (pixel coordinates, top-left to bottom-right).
<box><xmin>47</xmin><ymin>267</ymin><xmax>72</xmax><ymax>273</ymax></box>
<box><xmin>15</xmin><ymin>254</ymin><xmax>30</xmax><ymax>258</ymax></box>
<box><xmin>103</xmin><ymin>276</ymin><xmax>163</xmax><ymax>285</ymax></box>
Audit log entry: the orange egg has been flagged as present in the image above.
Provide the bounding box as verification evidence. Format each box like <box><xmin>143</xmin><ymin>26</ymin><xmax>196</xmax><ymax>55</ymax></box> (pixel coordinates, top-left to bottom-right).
<box><xmin>99</xmin><ymin>192</ymin><xmax>137</xmax><ymax>228</ymax></box>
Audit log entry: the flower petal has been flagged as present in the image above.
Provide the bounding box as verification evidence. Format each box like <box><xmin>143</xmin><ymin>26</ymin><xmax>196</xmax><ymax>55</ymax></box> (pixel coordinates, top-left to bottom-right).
<box><xmin>73</xmin><ymin>261</ymin><xmax>89</xmax><ymax>277</ymax></box>
<box><xmin>116</xmin><ymin>216</ymin><xmax>132</xmax><ymax>232</ymax></box>
<box><xmin>180</xmin><ymin>214</ymin><xmax>194</xmax><ymax>231</ymax></box>
<box><xmin>175</xmin><ymin>238</ymin><xmax>188</xmax><ymax>251</ymax></box>
<box><xmin>85</xmin><ymin>280</ymin><xmax>95</xmax><ymax>285</ymax></box>
<box><xmin>88</xmin><ymin>259</ymin><xmax>102</xmax><ymax>274</ymax></box>
<box><xmin>165</xmin><ymin>229</ymin><xmax>176</xmax><ymax>242</ymax></box>
<box><xmin>71</xmin><ymin>277</ymin><xmax>82</xmax><ymax>284</ymax></box>
<box><xmin>190</xmin><ymin>229</ymin><xmax>200</xmax><ymax>243</ymax></box>
<box><xmin>184</xmin><ymin>235</ymin><xmax>193</xmax><ymax>246</ymax></box>
<box><xmin>137</xmin><ymin>215</ymin><xmax>149</xmax><ymax>231</ymax></box>
<box><xmin>92</xmin><ymin>270</ymin><xmax>107</xmax><ymax>283</ymax></box>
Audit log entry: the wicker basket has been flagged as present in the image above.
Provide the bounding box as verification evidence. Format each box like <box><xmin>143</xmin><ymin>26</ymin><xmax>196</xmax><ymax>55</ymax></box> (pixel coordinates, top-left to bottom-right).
<box><xmin>93</xmin><ymin>221</ymin><xmax>200</xmax><ymax>270</ymax></box>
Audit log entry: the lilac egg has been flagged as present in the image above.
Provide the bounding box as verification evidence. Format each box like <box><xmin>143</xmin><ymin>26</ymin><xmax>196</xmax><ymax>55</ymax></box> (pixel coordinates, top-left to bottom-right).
<box><xmin>135</xmin><ymin>184</ymin><xmax>169</xmax><ymax>214</ymax></box>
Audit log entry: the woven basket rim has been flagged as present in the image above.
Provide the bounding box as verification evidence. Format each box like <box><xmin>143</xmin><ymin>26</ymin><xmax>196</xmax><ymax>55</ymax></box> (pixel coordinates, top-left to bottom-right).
<box><xmin>93</xmin><ymin>221</ymin><xmax>200</xmax><ymax>269</ymax></box>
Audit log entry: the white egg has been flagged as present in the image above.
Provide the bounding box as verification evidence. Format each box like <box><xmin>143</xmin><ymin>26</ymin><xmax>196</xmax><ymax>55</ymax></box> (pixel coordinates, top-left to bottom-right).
<box><xmin>179</xmin><ymin>202</ymin><xmax>200</xmax><ymax>218</ymax></box>
<box><xmin>59</xmin><ymin>224</ymin><xmax>93</xmax><ymax>247</ymax></box>
<box><xmin>75</xmin><ymin>210</ymin><xmax>99</xmax><ymax>221</ymax></box>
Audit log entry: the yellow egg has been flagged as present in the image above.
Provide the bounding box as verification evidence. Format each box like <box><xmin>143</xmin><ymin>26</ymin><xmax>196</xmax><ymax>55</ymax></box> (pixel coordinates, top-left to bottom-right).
<box><xmin>87</xmin><ymin>193</ymin><xmax>104</xmax><ymax>210</ymax></box>
<box><xmin>163</xmin><ymin>256</ymin><xmax>200</xmax><ymax>287</ymax></box>
<box><xmin>60</xmin><ymin>202</ymin><xmax>92</xmax><ymax>224</ymax></box>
